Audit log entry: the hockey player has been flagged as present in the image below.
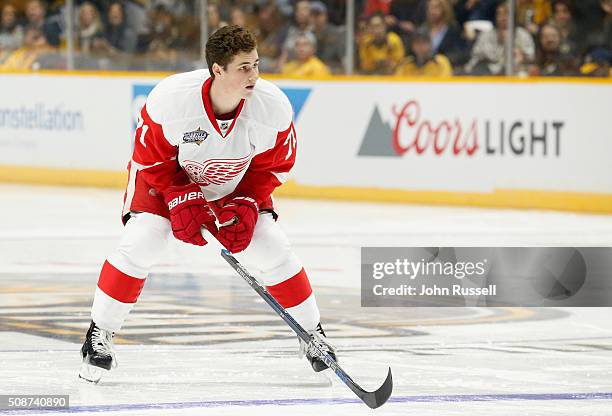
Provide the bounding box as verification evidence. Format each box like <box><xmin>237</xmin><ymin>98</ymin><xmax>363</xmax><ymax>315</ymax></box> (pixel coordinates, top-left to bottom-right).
<box><xmin>79</xmin><ymin>25</ymin><xmax>336</xmax><ymax>383</ymax></box>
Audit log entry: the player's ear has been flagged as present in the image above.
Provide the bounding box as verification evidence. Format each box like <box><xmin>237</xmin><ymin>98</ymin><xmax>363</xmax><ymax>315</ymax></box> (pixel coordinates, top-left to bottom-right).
<box><xmin>212</xmin><ymin>63</ymin><xmax>223</xmax><ymax>78</ymax></box>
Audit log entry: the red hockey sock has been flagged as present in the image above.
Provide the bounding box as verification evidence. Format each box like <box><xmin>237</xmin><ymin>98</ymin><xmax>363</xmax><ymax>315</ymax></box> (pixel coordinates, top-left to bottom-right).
<box><xmin>97</xmin><ymin>260</ymin><xmax>146</xmax><ymax>303</ymax></box>
<box><xmin>266</xmin><ymin>268</ymin><xmax>313</xmax><ymax>308</ymax></box>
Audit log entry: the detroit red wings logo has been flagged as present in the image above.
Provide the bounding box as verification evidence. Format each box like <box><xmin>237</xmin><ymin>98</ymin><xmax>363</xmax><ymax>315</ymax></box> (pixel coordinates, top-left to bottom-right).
<box><xmin>182</xmin><ymin>153</ymin><xmax>252</xmax><ymax>186</ymax></box>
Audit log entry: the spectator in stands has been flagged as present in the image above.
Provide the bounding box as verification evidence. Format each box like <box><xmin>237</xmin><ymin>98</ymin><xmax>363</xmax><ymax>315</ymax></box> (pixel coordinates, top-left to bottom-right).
<box><xmin>229</xmin><ymin>5</ymin><xmax>261</xmax><ymax>37</ymax></box>
<box><xmin>77</xmin><ymin>2</ymin><xmax>104</xmax><ymax>54</ymax></box>
<box><xmin>1</xmin><ymin>0</ymin><xmax>56</xmax><ymax>70</ymax></box>
<box><xmin>230</xmin><ymin>5</ymin><xmax>263</xmax><ymax>43</ymax></box>
<box><xmin>395</xmin><ymin>28</ymin><xmax>452</xmax><ymax>76</ymax></box>
<box><xmin>150</xmin><ymin>0</ymin><xmax>192</xmax><ymax>20</ymax></box>
<box><xmin>146</xmin><ymin>0</ymin><xmax>196</xmax><ymax>50</ymax></box>
<box><xmin>421</xmin><ymin>0</ymin><xmax>467</xmax><ymax>66</ymax></box>
<box><xmin>324</xmin><ymin>0</ymin><xmax>347</xmax><ymax>26</ymax></box>
<box><xmin>572</xmin><ymin>0</ymin><xmax>605</xmax><ymax>37</ymax></box>
<box><xmin>464</xmin><ymin>2</ymin><xmax>535</xmax><ymax>75</ymax></box>
<box><xmin>453</xmin><ymin>0</ymin><xmax>499</xmax><ymax>27</ymax></box>
<box><xmin>230</xmin><ymin>6</ymin><xmax>248</xmax><ymax>28</ymax></box>
<box><xmin>517</xmin><ymin>0</ymin><xmax>552</xmax><ymax>36</ymax></box>
<box><xmin>281</xmin><ymin>31</ymin><xmax>331</xmax><ymax>76</ymax></box>
<box><xmin>385</xmin><ymin>0</ymin><xmax>427</xmax><ymax>46</ymax></box>
<box><xmin>363</xmin><ymin>0</ymin><xmax>393</xmax><ymax>17</ymax></box>
<box><xmin>251</xmin><ymin>0</ymin><xmax>289</xmax><ymax>73</ymax></box>
<box><xmin>23</xmin><ymin>0</ymin><xmax>61</xmax><ymax>47</ymax></box>
<box><xmin>550</xmin><ymin>0</ymin><xmax>582</xmax><ymax>55</ymax></box>
<box><xmin>92</xmin><ymin>1</ymin><xmax>137</xmax><ymax>55</ymax></box>
<box><xmin>580</xmin><ymin>46</ymin><xmax>612</xmax><ymax>77</ymax></box>
<box><xmin>599</xmin><ymin>0</ymin><xmax>612</xmax><ymax>46</ymax></box>
<box><xmin>529</xmin><ymin>23</ymin><xmax>577</xmax><ymax>75</ymax></box>
<box><xmin>359</xmin><ymin>12</ymin><xmax>405</xmax><ymax>74</ymax></box>
<box><xmin>278</xmin><ymin>0</ymin><xmax>314</xmax><ymax>69</ymax></box>
<box><xmin>208</xmin><ymin>3</ymin><xmax>228</xmax><ymax>34</ymax></box>
<box><xmin>584</xmin><ymin>0</ymin><xmax>612</xmax><ymax>50</ymax></box>
<box><xmin>143</xmin><ymin>4</ymin><xmax>182</xmax><ymax>63</ymax></box>
<box><xmin>0</xmin><ymin>3</ymin><xmax>23</xmax><ymax>52</ymax></box>
<box><xmin>310</xmin><ymin>1</ymin><xmax>345</xmax><ymax>73</ymax></box>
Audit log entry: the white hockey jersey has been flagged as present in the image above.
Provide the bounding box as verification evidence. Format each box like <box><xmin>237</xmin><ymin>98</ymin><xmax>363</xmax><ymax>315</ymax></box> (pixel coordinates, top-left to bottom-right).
<box><xmin>125</xmin><ymin>69</ymin><xmax>296</xmax><ymax>216</ymax></box>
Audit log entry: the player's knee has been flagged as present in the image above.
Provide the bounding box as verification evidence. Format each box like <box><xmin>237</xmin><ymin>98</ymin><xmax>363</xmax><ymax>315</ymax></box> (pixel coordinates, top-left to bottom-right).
<box><xmin>261</xmin><ymin>251</ymin><xmax>303</xmax><ymax>286</ymax></box>
<box><xmin>256</xmin><ymin>240</ymin><xmax>295</xmax><ymax>274</ymax></box>
<box><xmin>241</xmin><ymin>215</ymin><xmax>288</xmax><ymax>266</ymax></box>
<box><xmin>238</xmin><ymin>214</ymin><xmax>302</xmax><ymax>284</ymax></box>
<box><xmin>111</xmin><ymin>213</ymin><xmax>171</xmax><ymax>273</ymax></box>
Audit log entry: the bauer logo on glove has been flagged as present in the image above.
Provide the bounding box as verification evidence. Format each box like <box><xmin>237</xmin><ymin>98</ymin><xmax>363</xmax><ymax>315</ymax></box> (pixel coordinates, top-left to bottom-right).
<box><xmin>163</xmin><ymin>184</ymin><xmax>218</xmax><ymax>246</ymax></box>
<box><xmin>167</xmin><ymin>191</ymin><xmax>205</xmax><ymax>210</ymax></box>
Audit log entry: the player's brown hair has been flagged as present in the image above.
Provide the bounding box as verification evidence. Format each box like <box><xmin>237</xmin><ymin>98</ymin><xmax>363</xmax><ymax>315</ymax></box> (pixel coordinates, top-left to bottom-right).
<box><xmin>205</xmin><ymin>25</ymin><xmax>257</xmax><ymax>78</ymax></box>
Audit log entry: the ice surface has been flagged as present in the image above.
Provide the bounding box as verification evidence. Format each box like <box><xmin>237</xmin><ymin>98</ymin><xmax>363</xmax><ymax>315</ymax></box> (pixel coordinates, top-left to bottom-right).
<box><xmin>1</xmin><ymin>184</ymin><xmax>612</xmax><ymax>415</ymax></box>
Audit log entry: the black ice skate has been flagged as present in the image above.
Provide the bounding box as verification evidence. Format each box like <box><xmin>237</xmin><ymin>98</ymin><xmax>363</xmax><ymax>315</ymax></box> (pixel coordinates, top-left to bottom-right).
<box><xmin>299</xmin><ymin>323</ymin><xmax>337</xmax><ymax>372</ymax></box>
<box><xmin>79</xmin><ymin>321</ymin><xmax>117</xmax><ymax>383</ymax></box>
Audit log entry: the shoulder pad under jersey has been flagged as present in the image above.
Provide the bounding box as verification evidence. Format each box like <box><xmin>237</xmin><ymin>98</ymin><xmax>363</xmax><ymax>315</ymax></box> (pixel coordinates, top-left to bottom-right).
<box><xmin>244</xmin><ymin>78</ymin><xmax>293</xmax><ymax>131</ymax></box>
<box><xmin>145</xmin><ymin>69</ymin><xmax>211</xmax><ymax>123</ymax></box>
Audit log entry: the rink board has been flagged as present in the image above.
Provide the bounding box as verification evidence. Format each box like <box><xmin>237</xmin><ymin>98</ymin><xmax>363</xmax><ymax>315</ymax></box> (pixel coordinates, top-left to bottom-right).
<box><xmin>0</xmin><ymin>72</ymin><xmax>611</xmax><ymax>212</ymax></box>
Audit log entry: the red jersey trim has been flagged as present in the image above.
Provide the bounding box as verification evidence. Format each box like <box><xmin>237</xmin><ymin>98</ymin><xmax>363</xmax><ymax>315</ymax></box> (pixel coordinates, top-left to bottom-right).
<box><xmin>201</xmin><ymin>77</ymin><xmax>245</xmax><ymax>138</ymax></box>
<box><xmin>216</xmin><ymin>109</ymin><xmax>238</xmax><ymax>120</ymax></box>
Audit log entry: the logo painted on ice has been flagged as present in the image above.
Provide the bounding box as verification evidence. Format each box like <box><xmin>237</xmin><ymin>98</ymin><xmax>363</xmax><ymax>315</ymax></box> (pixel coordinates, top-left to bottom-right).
<box><xmin>182</xmin><ymin>128</ymin><xmax>209</xmax><ymax>145</ymax></box>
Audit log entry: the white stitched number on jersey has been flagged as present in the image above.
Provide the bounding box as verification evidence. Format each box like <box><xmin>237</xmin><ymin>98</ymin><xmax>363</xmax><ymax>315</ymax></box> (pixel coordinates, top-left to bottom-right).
<box><xmin>283</xmin><ymin>128</ymin><xmax>296</xmax><ymax>160</ymax></box>
<box><xmin>136</xmin><ymin>117</ymin><xmax>149</xmax><ymax>148</ymax></box>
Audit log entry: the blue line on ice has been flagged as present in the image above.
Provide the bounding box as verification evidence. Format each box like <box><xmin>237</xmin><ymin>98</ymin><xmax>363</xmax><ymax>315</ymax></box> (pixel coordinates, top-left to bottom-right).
<box><xmin>1</xmin><ymin>392</ymin><xmax>611</xmax><ymax>414</ymax></box>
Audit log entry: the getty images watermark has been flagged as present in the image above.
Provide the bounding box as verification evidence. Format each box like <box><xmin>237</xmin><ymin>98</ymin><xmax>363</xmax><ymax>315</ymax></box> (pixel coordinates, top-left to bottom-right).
<box><xmin>361</xmin><ymin>247</ymin><xmax>612</xmax><ymax>307</ymax></box>
<box><xmin>371</xmin><ymin>255</ymin><xmax>493</xmax><ymax>297</ymax></box>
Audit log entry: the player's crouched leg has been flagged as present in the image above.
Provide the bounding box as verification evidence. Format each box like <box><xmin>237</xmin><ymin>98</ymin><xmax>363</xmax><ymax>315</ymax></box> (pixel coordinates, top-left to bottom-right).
<box><xmin>235</xmin><ymin>213</ymin><xmax>337</xmax><ymax>372</ymax></box>
<box><xmin>80</xmin><ymin>212</ymin><xmax>171</xmax><ymax>383</ymax></box>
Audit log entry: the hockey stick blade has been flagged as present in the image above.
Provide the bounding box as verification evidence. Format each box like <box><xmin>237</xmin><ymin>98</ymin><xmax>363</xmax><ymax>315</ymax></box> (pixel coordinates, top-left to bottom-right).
<box><xmin>220</xmin><ymin>249</ymin><xmax>393</xmax><ymax>409</ymax></box>
<box><xmin>323</xmin><ymin>353</ymin><xmax>392</xmax><ymax>409</ymax></box>
<box><xmin>359</xmin><ymin>367</ymin><xmax>393</xmax><ymax>409</ymax></box>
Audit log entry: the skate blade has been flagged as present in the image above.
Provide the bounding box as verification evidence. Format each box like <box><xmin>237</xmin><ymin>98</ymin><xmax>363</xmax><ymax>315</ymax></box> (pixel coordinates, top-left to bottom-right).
<box><xmin>78</xmin><ymin>362</ymin><xmax>106</xmax><ymax>384</ymax></box>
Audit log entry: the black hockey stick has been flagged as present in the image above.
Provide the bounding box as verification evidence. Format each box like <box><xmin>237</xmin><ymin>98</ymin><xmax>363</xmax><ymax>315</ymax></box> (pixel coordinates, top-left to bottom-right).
<box><xmin>220</xmin><ymin>249</ymin><xmax>393</xmax><ymax>409</ymax></box>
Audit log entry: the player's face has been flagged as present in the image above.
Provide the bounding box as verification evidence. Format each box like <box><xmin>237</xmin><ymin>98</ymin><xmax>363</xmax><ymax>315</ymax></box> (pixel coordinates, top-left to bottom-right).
<box><xmin>221</xmin><ymin>50</ymin><xmax>260</xmax><ymax>98</ymax></box>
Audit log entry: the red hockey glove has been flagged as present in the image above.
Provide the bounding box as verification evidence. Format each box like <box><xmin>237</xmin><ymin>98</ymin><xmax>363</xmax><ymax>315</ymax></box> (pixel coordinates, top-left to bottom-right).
<box><xmin>216</xmin><ymin>196</ymin><xmax>259</xmax><ymax>253</ymax></box>
<box><xmin>164</xmin><ymin>184</ymin><xmax>218</xmax><ymax>246</ymax></box>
